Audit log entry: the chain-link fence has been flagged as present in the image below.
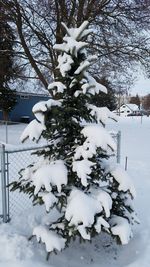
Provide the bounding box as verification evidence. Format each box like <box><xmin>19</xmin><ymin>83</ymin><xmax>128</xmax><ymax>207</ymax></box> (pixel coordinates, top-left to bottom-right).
<box><xmin>0</xmin><ymin>131</ymin><xmax>121</xmax><ymax>223</ymax></box>
<box><xmin>0</xmin><ymin>144</ymin><xmax>48</xmax><ymax>223</ymax></box>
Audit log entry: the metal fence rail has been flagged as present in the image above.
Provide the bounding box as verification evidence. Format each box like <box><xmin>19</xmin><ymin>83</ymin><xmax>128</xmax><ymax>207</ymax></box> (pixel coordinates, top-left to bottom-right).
<box><xmin>0</xmin><ymin>131</ymin><xmax>121</xmax><ymax>223</ymax></box>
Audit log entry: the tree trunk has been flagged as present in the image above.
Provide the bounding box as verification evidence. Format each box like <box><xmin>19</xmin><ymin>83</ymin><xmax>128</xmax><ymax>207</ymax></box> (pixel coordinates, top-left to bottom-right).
<box><xmin>3</xmin><ymin>110</ymin><xmax>9</xmax><ymax>121</ymax></box>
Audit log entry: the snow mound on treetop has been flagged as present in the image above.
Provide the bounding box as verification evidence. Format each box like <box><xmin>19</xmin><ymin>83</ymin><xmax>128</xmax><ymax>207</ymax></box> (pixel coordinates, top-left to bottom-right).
<box><xmin>33</xmin><ymin>225</ymin><xmax>66</xmax><ymax>253</ymax></box>
<box><xmin>54</xmin><ymin>21</ymin><xmax>90</xmax><ymax>57</ymax></box>
<box><xmin>61</xmin><ymin>21</ymin><xmax>90</xmax><ymax>40</ymax></box>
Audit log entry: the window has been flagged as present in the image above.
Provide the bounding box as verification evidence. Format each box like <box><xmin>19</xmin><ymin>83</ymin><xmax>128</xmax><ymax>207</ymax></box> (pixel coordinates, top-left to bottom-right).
<box><xmin>20</xmin><ymin>95</ymin><xmax>29</xmax><ymax>99</ymax></box>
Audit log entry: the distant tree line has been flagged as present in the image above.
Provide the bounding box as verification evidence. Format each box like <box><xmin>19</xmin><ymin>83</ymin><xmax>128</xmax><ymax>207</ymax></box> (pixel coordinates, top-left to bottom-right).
<box><xmin>129</xmin><ymin>94</ymin><xmax>150</xmax><ymax>112</ymax></box>
<box><xmin>129</xmin><ymin>95</ymin><xmax>141</xmax><ymax>109</ymax></box>
<box><xmin>142</xmin><ymin>94</ymin><xmax>150</xmax><ymax>111</ymax></box>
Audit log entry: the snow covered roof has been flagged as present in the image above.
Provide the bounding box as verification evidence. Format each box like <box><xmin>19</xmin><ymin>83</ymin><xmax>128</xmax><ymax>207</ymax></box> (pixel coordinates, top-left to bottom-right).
<box><xmin>16</xmin><ymin>91</ymin><xmax>49</xmax><ymax>97</ymax></box>
<box><xmin>122</xmin><ymin>104</ymin><xmax>139</xmax><ymax>111</ymax></box>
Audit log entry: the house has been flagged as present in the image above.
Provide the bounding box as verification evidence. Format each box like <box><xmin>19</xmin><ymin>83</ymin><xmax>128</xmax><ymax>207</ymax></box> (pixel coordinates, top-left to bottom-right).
<box><xmin>0</xmin><ymin>92</ymin><xmax>49</xmax><ymax>122</ymax></box>
<box><xmin>114</xmin><ymin>103</ymin><xmax>140</xmax><ymax>116</ymax></box>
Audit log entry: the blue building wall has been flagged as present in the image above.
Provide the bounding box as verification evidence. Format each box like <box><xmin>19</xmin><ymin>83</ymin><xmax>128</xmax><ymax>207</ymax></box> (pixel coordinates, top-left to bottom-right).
<box><xmin>0</xmin><ymin>111</ymin><xmax>3</xmax><ymax>120</ymax></box>
<box><xmin>0</xmin><ymin>93</ymin><xmax>49</xmax><ymax>122</ymax></box>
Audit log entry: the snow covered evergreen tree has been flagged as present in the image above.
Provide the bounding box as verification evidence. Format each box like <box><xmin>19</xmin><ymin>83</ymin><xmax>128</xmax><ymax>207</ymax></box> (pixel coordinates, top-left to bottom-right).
<box><xmin>0</xmin><ymin>16</ymin><xmax>17</xmax><ymax>121</ymax></box>
<box><xmin>11</xmin><ymin>21</ymin><xmax>136</xmax><ymax>257</ymax></box>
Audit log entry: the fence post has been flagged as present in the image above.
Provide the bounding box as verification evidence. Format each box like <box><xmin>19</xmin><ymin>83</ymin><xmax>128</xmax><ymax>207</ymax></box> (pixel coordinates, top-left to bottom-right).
<box><xmin>5</xmin><ymin>121</ymin><xmax>8</xmax><ymax>144</ymax></box>
<box><xmin>117</xmin><ymin>131</ymin><xmax>121</xmax><ymax>164</ymax></box>
<box><xmin>0</xmin><ymin>144</ymin><xmax>8</xmax><ymax>223</ymax></box>
<box><xmin>125</xmin><ymin>156</ymin><xmax>128</xmax><ymax>171</ymax></box>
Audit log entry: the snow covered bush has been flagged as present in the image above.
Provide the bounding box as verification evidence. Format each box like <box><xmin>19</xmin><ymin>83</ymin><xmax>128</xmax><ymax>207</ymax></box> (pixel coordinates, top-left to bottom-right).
<box><xmin>11</xmin><ymin>21</ymin><xmax>136</xmax><ymax>257</ymax></box>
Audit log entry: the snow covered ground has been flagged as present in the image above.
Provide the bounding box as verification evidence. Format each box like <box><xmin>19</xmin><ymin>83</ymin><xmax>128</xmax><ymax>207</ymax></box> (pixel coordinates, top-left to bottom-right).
<box><xmin>0</xmin><ymin>116</ymin><xmax>150</xmax><ymax>267</ymax></box>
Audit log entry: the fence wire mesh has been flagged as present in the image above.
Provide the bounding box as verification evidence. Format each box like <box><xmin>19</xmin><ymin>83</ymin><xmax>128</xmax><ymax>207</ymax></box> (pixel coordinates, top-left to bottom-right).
<box><xmin>8</xmin><ymin>149</ymin><xmax>40</xmax><ymax>217</ymax></box>
<box><xmin>0</xmin><ymin>145</ymin><xmax>48</xmax><ymax>222</ymax></box>
<box><xmin>0</xmin><ymin>131</ymin><xmax>121</xmax><ymax>223</ymax></box>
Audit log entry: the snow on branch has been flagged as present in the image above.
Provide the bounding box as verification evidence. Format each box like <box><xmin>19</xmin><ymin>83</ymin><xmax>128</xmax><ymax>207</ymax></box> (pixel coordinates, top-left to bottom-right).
<box><xmin>20</xmin><ymin>119</ymin><xmax>46</xmax><ymax>143</ymax></box>
<box><xmin>32</xmin><ymin>99</ymin><xmax>61</xmax><ymax>123</ymax></box>
<box><xmin>54</xmin><ymin>37</ymin><xmax>87</xmax><ymax>57</ymax></box>
<box><xmin>88</xmin><ymin>105</ymin><xmax>118</xmax><ymax>125</ymax></box>
<box><xmin>57</xmin><ymin>53</ymin><xmax>74</xmax><ymax>77</ymax></box>
<box><xmin>21</xmin><ymin>157</ymin><xmax>50</xmax><ymax>182</ymax></box>
<box><xmin>94</xmin><ymin>216</ymin><xmax>110</xmax><ymax>233</ymax></box>
<box><xmin>93</xmin><ymin>189</ymin><xmax>112</xmax><ymax>218</ymax></box>
<box><xmin>72</xmin><ymin>159</ymin><xmax>95</xmax><ymax>187</ymax></box>
<box><xmin>74</xmin><ymin>56</ymin><xmax>97</xmax><ymax>75</ymax></box>
<box><xmin>33</xmin><ymin>225</ymin><xmax>66</xmax><ymax>253</ymax></box>
<box><xmin>74</xmin><ymin>125</ymin><xmax>116</xmax><ymax>160</ymax></box>
<box><xmin>74</xmin><ymin>73</ymin><xmax>107</xmax><ymax>97</ymax></box>
<box><xmin>110</xmin><ymin>215</ymin><xmax>133</xmax><ymax>245</ymax></box>
<box><xmin>38</xmin><ymin>192</ymin><xmax>58</xmax><ymax>212</ymax></box>
<box><xmin>65</xmin><ymin>189</ymin><xmax>102</xmax><ymax>239</ymax></box>
<box><xmin>20</xmin><ymin>98</ymin><xmax>62</xmax><ymax>143</ymax></box>
<box><xmin>102</xmin><ymin>160</ymin><xmax>136</xmax><ymax>198</ymax></box>
<box><xmin>32</xmin><ymin>160</ymin><xmax>68</xmax><ymax>194</ymax></box>
<box><xmin>110</xmin><ymin>166</ymin><xmax>136</xmax><ymax>198</ymax></box>
<box><xmin>84</xmin><ymin>72</ymin><xmax>107</xmax><ymax>95</ymax></box>
<box><xmin>33</xmin><ymin>99</ymin><xmax>61</xmax><ymax>114</ymax></box>
<box><xmin>77</xmin><ymin>225</ymin><xmax>91</xmax><ymax>240</ymax></box>
<box><xmin>48</xmin><ymin>82</ymin><xmax>66</xmax><ymax>95</ymax></box>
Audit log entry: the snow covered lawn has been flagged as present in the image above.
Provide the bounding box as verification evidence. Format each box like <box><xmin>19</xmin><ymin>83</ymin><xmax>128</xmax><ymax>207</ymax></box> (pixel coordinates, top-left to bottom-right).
<box><xmin>0</xmin><ymin>116</ymin><xmax>150</xmax><ymax>267</ymax></box>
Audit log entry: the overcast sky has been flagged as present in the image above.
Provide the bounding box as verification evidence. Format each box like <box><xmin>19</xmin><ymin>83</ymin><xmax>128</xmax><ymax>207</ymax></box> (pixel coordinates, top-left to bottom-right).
<box><xmin>130</xmin><ymin>75</ymin><xmax>150</xmax><ymax>96</ymax></box>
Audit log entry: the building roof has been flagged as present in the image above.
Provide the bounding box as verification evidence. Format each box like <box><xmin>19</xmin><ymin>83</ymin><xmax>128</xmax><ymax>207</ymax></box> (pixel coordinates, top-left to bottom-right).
<box><xmin>122</xmin><ymin>103</ymin><xmax>139</xmax><ymax>111</ymax></box>
<box><xmin>16</xmin><ymin>91</ymin><xmax>49</xmax><ymax>97</ymax></box>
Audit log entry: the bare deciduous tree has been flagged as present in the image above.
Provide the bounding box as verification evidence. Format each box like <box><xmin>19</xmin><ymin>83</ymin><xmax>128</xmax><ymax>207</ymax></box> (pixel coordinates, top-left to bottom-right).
<box><xmin>142</xmin><ymin>94</ymin><xmax>150</xmax><ymax>111</ymax></box>
<box><xmin>2</xmin><ymin>0</ymin><xmax>150</xmax><ymax>92</ymax></box>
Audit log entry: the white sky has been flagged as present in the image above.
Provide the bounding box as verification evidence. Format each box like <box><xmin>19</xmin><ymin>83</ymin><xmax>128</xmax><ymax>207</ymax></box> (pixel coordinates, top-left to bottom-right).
<box><xmin>130</xmin><ymin>75</ymin><xmax>150</xmax><ymax>96</ymax></box>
